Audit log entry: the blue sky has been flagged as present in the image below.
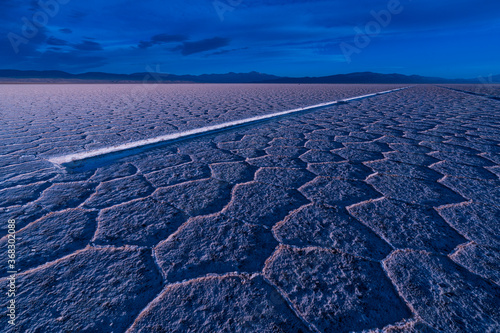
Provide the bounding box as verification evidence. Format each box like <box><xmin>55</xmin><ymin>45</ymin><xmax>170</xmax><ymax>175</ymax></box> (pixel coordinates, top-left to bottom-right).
<box><xmin>1</xmin><ymin>0</ymin><xmax>499</xmax><ymax>78</ymax></box>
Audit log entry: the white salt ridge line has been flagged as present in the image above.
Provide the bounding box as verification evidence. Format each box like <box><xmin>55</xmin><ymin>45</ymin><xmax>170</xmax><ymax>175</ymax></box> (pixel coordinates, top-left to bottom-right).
<box><xmin>49</xmin><ymin>86</ymin><xmax>409</xmax><ymax>165</ymax></box>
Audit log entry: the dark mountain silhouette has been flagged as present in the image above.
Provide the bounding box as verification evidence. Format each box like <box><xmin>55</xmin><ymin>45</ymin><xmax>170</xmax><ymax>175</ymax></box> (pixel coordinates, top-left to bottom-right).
<box><xmin>262</xmin><ymin>72</ymin><xmax>458</xmax><ymax>84</ymax></box>
<box><xmin>0</xmin><ymin>69</ymin><xmax>497</xmax><ymax>84</ymax></box>
<box><xmin>0</xmin><ymin>70</ymin><xmax>280</xmax><ymax>83</ymax></box>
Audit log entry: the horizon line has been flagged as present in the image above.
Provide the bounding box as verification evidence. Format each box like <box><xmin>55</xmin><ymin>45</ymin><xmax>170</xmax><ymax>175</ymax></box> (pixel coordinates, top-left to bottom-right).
<box><xmin>0</xmin><ymin>69</ymin><xmax>498</xmax><ymax>81</ymax></box>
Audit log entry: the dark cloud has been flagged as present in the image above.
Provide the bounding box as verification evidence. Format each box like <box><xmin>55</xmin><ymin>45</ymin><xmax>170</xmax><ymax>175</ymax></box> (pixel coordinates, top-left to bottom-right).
<box><xmin>206</xmin><ymin>47</ymin><xmax>249</xmax><ymax>57</ymax></box>
<box><xmin>28</xmin><ymin>0</ymin><xmax>40</xmax><ymax>12</ymax></box>
<box><xmin>69</xmin><ymin>10</ymin><xmax>88</xmax><ymax>20</ymax></box>
<box><xmin>1</xmin><ymin>24</ymin><xmax>50</xmax><ymax>57</ymax></box>
<box><xmin>0</xmin><ymin>37</ymin><xmax>106</xmax><ymax>72</ymax></box>
<box><xmin>46</xmin><ymin>37</ymin><xmax>68</xmax><ymax>46</ymax></box>
<box><xmin>137</xmin><ymin>41</ymin><xmax>154</xmax><ymax>49</ymax></box>
<box><xmin>137</xmin><ymin>33</ymin><xmax>188</xmax><ymax>49</ymax></box>
<box><xmin>180</xmin><ymin>37</ymin><xmax>230</xmax><ymax>56</ymax></box>
<box><xmin>151</xmin><ymin>34</ymin><xmax>188</xmax><ymax>43</ymax></box>
<box><xmin>59</xmin><ymin>28</ymin><xmax>73</xmax><ymax>34</ymax></box>
<box><xmin>71</xmin><ymin>40</ymin><xmax>103</xmax><ymax>51</ymax></box>
<box><xmin>35</xmin><ymin>50</ymin><xmax>108</xmax><ymax>71</ymax></box>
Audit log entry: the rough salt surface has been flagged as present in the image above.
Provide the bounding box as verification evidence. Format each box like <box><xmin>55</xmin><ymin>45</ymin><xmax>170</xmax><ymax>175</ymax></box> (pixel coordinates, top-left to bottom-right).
<box><xmin>437</xmin><ymin>202</ymin><xmax>500</xmax><ymax>249</ymax></box>
<box><xmin>0</xmin><ymin>209</ymin><xmax>97</xmax><ymax>276</ymax></box>
<box><xmin>264</xmin><ymin>246</ymin><xmax>411</xmax><ymax>333</ymax></box>
<box><xmin>273</xmin><ymin>204</ymin><xmax>391</xmax><ymax>260</ymax></box>
<box><xmin>348</xmin><ymin>198</ymin><xmax>466</xmax><ymax>254</ymax></box>
<box><xmin>155</xmin><ymin>214</ymin><xmax>277</xmax><ymax>282</ymax></box>
<box><xmin>1</xmin><ymin>85</ymin><xmax>499</xmax><ymax>332</ymax></box>
<box><xmin>93</xmin><ymin>197</ymin><xmax>187</xmax><ymax>246</ymax></box>
<box><xmin>450</xmin><ymin>243</ymin><xmax>500</xmax><ymax>285</ymax></box>
<box><xmin>0</xmin><ymin>247</ymin><xmax>162</xmax><ymax>333</ymax></box>
<box><xmin>223</xmin><ymin>182</ymin><xmax>309</xmax><ymax>226</ymax></box>
<box><xmin>384</xmin><ymin>250</ymin><xmax>500</xmax><ymax>332</ymax></box>
<box><xmin>153</xmin><ymin>178</ymin><xmax>233</xmax><ymax>216</ymax></box>
<box><xmin>128</xmin><ymin>274</ymin><xmax>311</xmax><ymax>333</ymax></box>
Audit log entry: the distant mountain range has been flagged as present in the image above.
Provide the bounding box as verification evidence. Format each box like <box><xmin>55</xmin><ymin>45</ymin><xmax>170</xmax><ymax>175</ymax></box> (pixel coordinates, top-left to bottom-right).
<box><xmin>0</xmin><ymin>69</ymin><xmax>498</xmax><ymax>84</ymax></box>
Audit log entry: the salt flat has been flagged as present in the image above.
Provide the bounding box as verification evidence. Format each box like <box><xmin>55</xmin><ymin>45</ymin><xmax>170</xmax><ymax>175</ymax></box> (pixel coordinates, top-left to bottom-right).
<box><xmin>0</xmin><ymin>84</ymin><xmax>499</xmax><ymax>332</ymax></box>
<box><xmin>441</xmin><ymin>84</ymin><xmax>500</xmax><ymax>100</ymax></box>
<box><xmin>0</xmin><ymin>83</ymin><xmax>402</xmax><ymax>158</ymax></box>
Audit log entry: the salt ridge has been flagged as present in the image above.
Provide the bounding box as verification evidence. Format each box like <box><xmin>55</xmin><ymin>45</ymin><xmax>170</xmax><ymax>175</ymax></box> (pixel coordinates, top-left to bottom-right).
<box><xmin>49</xmin><ymin>86</ymin><xmax>410</xmax><ymax>166</ymax></box>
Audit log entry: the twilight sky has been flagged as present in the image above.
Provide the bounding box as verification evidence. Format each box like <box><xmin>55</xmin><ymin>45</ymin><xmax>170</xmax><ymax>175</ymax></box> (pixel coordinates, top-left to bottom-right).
<box><xmin>1</xmin><ymin>0</ymin><xmax>499</xmax><ymax>78</ymax></box>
